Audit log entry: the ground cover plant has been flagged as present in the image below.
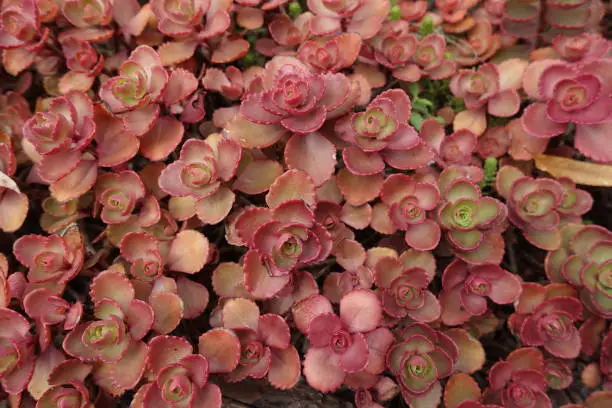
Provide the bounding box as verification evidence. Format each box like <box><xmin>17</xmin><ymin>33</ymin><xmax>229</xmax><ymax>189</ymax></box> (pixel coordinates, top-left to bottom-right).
<box><xmin>0</xmin><ymin>0</ymin><xmax>610</xmax><ymax>407</ymax></box>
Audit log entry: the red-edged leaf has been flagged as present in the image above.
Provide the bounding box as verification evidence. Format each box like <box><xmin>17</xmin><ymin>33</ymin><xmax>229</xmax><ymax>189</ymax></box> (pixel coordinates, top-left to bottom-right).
<box><xmin>198</xmin><ymin>328</ymin><xmax>241</xmax><ymax>373</ymax></box>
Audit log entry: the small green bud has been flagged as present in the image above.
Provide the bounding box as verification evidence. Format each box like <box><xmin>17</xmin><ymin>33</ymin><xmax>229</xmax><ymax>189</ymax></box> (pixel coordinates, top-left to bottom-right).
<box><xmin>242</xmin><ymin>52</ymin><xmax>256</xmax><ymax>66</ymax></box>
<box><xmin>288</xmin><ymin>2</ymin><xmax>302</xmax><ymax>18</ymax></box>
<box><xmin>389</xmin><ymin>5</ymin><xmax>401</xmax><ymax>21</ymax></box>
<box><xmin>419</xmin><ymin>16</ymin><xmax>434</xmax><ymax>36</ymax></box>
<box><xmin>479</xmin><ymin>157</ymin><xmax>498</xmax><ymax>190</ymax></box>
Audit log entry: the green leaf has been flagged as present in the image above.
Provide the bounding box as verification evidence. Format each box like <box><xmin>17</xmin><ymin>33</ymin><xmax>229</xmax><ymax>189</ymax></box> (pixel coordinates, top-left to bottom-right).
<box><xmin>412</xmin><ymin>100</ymin><xmax>431</xmax><ymax>114</ymax></box>
<box><xmin>434</xmin><ymin>116</ymin><xmax>445</xmax><ymax>125</ymax></box>
<box><xmin>415</xmin><ymin>98</ymin><xmax>434</xmax><ymax>108</ymax></box>
<box><xmin>407</xmin><ymin>82</ymin><xmax>420</xmax><ymax>97</ymax></box>
<box><xmin>409</xmin><ymin>112</ymin><xmax>424</xmax><ymax>130</ymax></box>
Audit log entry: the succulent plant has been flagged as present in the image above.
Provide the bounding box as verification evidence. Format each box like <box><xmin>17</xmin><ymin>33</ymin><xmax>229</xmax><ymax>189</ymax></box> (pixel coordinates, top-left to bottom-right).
<box><xmin>133</xmin><ymin>335</ymin><xmax>222</xmax><ymax>407</ymax></box>
<box><xmin>438</xmin><ymin>166</ymin><xmax>507</xmax><ymax>264</ymax></box>
<box><xmin>521</xmin><ymin>58</ymin><xmax>612</xmax><ymax>162</ymax></box>
<box><xmin>336</xmin><ymin>89</ymin><xmax>433</xmax><ymax>173</ymax></box>
<box><xmin>373</xmin><ymin>248</ymin><xmax>440</xmax><ymax>322</ymax></box>
<box><xmin>218</xmin><ymin>298</ymin><xmax>301</xmax><ymax>389</ymax></box>
<box><xmin>387</xmin><ymin>323</ymin><xmax>458</xmax><ymax>407</ymax></box>
<box><xmin>450</xmin><ymin>59</ymin><xmax>527</xmax><ymax>118</ymax></box>
<box><xmin>239</xmin><ymin>56</ymin><xmax>356</xmax><ymax>135</ymax></box>
<box><xmin>0</xmin><ymin>0</ymin><xmax>609</xmax><ymax>406</ymax></box>
<box><xmin>297</xmin><ymin>290</ymin><xmax>386</xmax><ymax>393</ymax></box>
<box><xmin>0</xmin><ymin>308</ymin><xmax>36</xmax><ymax>394</ymax></box>
<box><xmin>497</xmin><ymin>165</ymin><xmax>592</xmax><ymax>250</ymax></box>
<box><xmin>485</xmin><ymin>347</ymin><xmax>554</xmax><ymax>408</ymax></box>
<box><xmin>440</xmin><ymin>258</ymin><xmax>522</xmax><ymax>326</ymax></box>
<box><xmin>509</xmin><ymin>282</ymin><xmax>583</xmax><ymax>359</ymax></box>
<box><xmin>545</xmin><ymin>224</ymin><xmax>612</xmax><ymax>317</ymax></box>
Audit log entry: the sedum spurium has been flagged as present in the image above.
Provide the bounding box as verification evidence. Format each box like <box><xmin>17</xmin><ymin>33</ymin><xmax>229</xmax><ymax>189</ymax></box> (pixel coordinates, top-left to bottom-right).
<box><xmin>0</xmin><ymin>0</ymin><xmax>608</xmax><ymax>407</ymax></box>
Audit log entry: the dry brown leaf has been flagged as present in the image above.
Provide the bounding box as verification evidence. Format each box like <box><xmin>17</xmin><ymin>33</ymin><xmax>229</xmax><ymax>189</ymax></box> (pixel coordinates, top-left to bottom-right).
<box><xmin>534</xmin><ymin>154</ymin><xmax>612</xmax><ymax>187</ymax></box>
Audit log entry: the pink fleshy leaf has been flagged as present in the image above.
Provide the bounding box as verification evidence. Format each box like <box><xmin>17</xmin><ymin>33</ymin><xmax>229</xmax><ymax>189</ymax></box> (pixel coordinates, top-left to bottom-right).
<box><xmin>364</xmin><ymin>327</ymin><xmax>394</xmax><ymax>375</ymax></box>
<box><xmin>125</xmin><ymin>300</ymin><xmax>154</xmax><ymax>341</ymax></box>
<box><xmin>212</xmin><ymin>262</ymin><xmax>251</xmax><ymax>298</ymax></box>
<box><xmin>233</xmin><ymin>160</ymin><xmax>283</xmax><ymax>194</ymax></box>
<box><xmin>370</xmin><ymin>202</ymin><xmax>397</xmax><ymax>235</ymax></box>
<box><xmin>150</xmin><ymin>292</ymin><xmax>183</xmax><ymax>334</ymax></box>
<box><xmin>343</xmin><ymin>147</ymin><xmax>385</xmax><ymax>176</ymax></box>
<box><xmin>58</xmin><ymin>71</ymin><xmax>96</xmax><ymax>94</ymax></box>
<box><xmin>90</xmin><ymin>270</ymin><xmax>135</xmax><ymax>311</ymax></box>
<box><xmin>108</xmin><ymin>340</ymin><xmax>148</xmax><ymax>390</ymax></box>
<box><xmin>340</xmin><ymin>289</ymin><xmax>382</xmax><ymax>333</ymax></box>
<box><xmin>222</xmin><ymin>297</ymin><xmax>260</xmax><ymax>331</ymax></box>
<box><xmin>303</xmin><ymin>347</ymin><xmax>344</xmax><ymax>392</ymax></box>
<box><xmin>167</xmin><ymin>230</ymin><xmax>209</xmax><ymax>274</ymax></box>
<box><xmin>195</xmin><ymin>186</ymin><xmax>236</xmax><ymax>225</ymax></box>
<box><xmin>236</xmin><ymin>6</ymin><xmax>264</xmax><ymax>29</ymax></box>
<box><xmin>198</xmin><ymin>328</ymin><xmax>241</xmax><ymax>374</ymax></box>
<box><xmin>266</xmin><ymin>170</ymin><xmax>316</xmax><ymax>209</ymax></box>
<box><xmin>334</xmin><ymin>239</ymin><xmax>366</xmax><ymax>271</ymax></box>
<box><xmin>498</xmin><ymin>59</ymin><xmax>529</xmax><ymax>91</ymax></box>
<box><xmin>58</xmin><ymin>27</ymin><xmax>114</xmax><ymax>43</ymax></box>
<box><xmin>521</xmin><ymin>103</ymin><xmax>567</xmax><ymax>138</ymax></box>
<box><xmin>148</xmin><ymin>335</ymin><xmax>193</xmax><ymax>374</ymax></box>
<box><xmin>212</xmin><ymin>38</ymin><xmax>250</xmax><ymax>64</ymax></box>
<box><xmin>507</xmin><ymin>119</ymin><xmax>548</xmax><ymax>160</ymax></box>
<box><xmin>575</xmin><ymin>123</ymin><xmax>612</xmax><ymax>163</ymax></box>
<box><xmin>340</xmin><ymin>203</ymin><xmax>372</xmax><ymax>230</ymax></box>
<box><xmin>453</xmin><ymin>109</ymin><xmax>487</xmax><ymax>136</ymax></box>
<box><xmin>225</xmin><ymin>113</ymin><xmax>289</xmax><ymax>148</ymax></box>
<box><xmin>0</xmin><ymin>188</ymin><xmax>28</xmax><ymax>233</ymax></box>
<box><xmin>50</xmin><ymin>156</ymin><xmax>97</xmax><ymax>203</ymax></box>
<box><xmin>265</xmin><ymin>270</ymin><xmax>319</xmax><ymax>315</ymax></box>
<box><xmin>121</xmin><ymin>104</ymin><xmax>160</xmax><ymax>137</ymax></box>
<box><xmin>27</xmin><ymin>346</ymin><xmax>66</xmax><ymax>400</ymax></box>
<box><xmin>235</xmin><ymin>207</ymin><xmax>273</xmax><ymax>247</ymax></box>
<box><xmin>2</xmin><ymin>48</ymin><xmax>36</xmax><ymax>76</ymax></box>
<box><xmin>164</xmin><ymin>68</ymin><xmax>198</xmax><ymax>105</ymax></box>
<box><xmin>284</xmin><ymin>132</ymin><xmax>337</xmax><ymax>186</ymax></box>
<box><xmin>2</xmin><ymin>354</ymin><xmax>35</xmax><ymax>394</ymax></box>
<box><xmin>194</xmin><ymin>383</ymin><xmax>222</xmax><ymax>408</ymax></box>
<box><xmin>243</xmin><ymin>250</ymin><xmax>291</xmax><ymax>299</ymax></box>
<box><xmin>487</xmin><ymin>90</ymin><xmax>521</xmax><ymax>117</ymax></box>
<box><xmin>291</xmin><ymin>294</ymin><xmax>334</xmax><ymax>334</ymax></box>
<box><xmin>407</xmin><ymin>290</ymin><xmax>442</xmax><ymax>323</ymax></box>
<box><xmin>268</xmin><ymin>345</ymin><xmax>301</xmax><ymax>390</ymax></box>
<box><xmin>258</xmin><ymin>314</ymin><xmax>291</xmax><ymax>349</ymax></box>
<box><xmin>336</xmin><ymin>168</ymin><xmax>384</xmax><ymax>206</ymax></box>
<box><xmin>24</xmin><ymin>288</ymin><xmax>68</xmax><ymax>325</ymax></box>
<box><xmin>158</xmin><ymin>41</ymin><xmax>198</xmax><ymax>66</ymax></box>
<box><xmin>405</xmin><ymin>220</ymin><xmax>441</xmax><ymax>251</ymax></box>
<box><xmin>340</xmin><ymin>332</ymin><xmax>369</xmax><ymax>373</ymax></box>
<box><xmin>176</xmin><ymin>277</ymin><xmax>209</xmax><ymax>319</ymax></box>
<box><xmin>139</xmin><ymin>116</ymin><xmax>184</xmax><ymax>161</ymax></box>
